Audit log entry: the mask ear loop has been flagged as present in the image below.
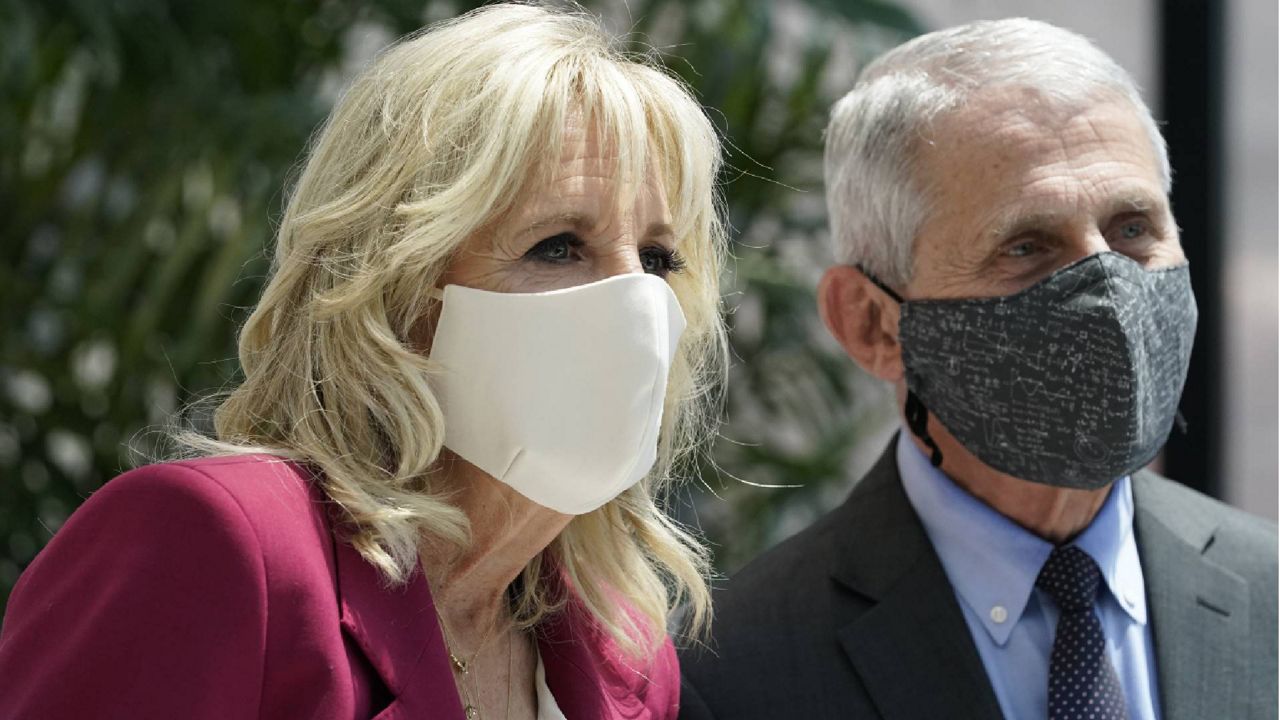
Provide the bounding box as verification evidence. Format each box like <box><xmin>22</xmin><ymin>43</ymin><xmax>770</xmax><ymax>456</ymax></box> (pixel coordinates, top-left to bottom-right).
<box><xmin>856</xmin><ymin>264</ymin><xmax>944</xmax><ymax>468</ymax></box>
<box><xmin>856</xmin><ymin>264</ymin><xmax>904</xmax><ymax>303</ymax></box>
<box><xmin>905</xmin><ymin>390</ymin><xmax>944</xmax><ymax>468</ymax></box>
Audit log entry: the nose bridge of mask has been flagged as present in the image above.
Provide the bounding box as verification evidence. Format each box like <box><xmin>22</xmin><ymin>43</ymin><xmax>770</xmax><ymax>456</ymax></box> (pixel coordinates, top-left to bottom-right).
<box><xmin>1094</xmin><ymin>253</ymin><xmax>1188</xmax><ymax>452</ymax></box>
<box><xmin>1081</xmin><ymin>254</ymin><xmax>1147</xmax><ymax>451</ymax></box>
<box><xmin>1097</xmin><ymin>251</ymin><xmax>1142</xmax><ymax>299</ymax></box>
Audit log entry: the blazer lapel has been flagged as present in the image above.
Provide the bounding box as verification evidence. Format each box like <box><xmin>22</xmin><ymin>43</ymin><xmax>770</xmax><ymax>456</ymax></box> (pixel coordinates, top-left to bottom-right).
<box><xmin>331</xmin><ymin>526</ymin><xmax>654</xmax><ymax>720</ymax></box>
<box><xmin>538</xmin><ymin>595</ymin><xmax>612</xmax><ymax>719</ymax></box>
<box><xmin>1132</xmin><ymin>473</ymin><xmax>1250</xmax><ymax>720</ymax></box>
<box><xmin>830</xmin><ymin>442</ymin><xmax>1004</xmax><ymax>720</ymax></box>
<box><xmin>539</xmin><ymin>581</ymin><xmax>669</xmax><ymax>720</ymax></box>
<box><xmin>334</xmin><ymin>534</ymin><xmax>465</xmax><ymax>719</ymax></box>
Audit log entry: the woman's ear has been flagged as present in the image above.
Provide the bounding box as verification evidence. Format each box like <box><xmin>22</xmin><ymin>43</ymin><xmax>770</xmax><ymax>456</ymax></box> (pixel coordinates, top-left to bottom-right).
<box><xmin>816</xmin><ymin>265</ymin><xmax>904</xmax><ymax>382</ymax></box>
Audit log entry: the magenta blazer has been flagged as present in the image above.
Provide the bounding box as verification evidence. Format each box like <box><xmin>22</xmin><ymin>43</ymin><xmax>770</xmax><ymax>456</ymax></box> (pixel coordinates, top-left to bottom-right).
<box><xmin>0</xmin><ymin>455</ymin><xmax>680</xmax><ymax>719</ymax></box>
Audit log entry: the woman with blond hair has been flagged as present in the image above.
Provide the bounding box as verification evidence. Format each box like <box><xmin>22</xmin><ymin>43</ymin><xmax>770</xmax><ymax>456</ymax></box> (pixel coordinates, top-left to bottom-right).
<box><xmin>0</xmin><ymin>4</ymin><xmax>727</xmax><ymax>718</ymax></box>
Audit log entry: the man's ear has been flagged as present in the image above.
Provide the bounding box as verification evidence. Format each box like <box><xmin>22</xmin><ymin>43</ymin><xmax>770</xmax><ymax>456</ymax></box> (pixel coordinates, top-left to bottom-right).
<box><xmin>817</xmin><ymin>265</ymin><xmax>904</xmax><ymax>382</ymax></box>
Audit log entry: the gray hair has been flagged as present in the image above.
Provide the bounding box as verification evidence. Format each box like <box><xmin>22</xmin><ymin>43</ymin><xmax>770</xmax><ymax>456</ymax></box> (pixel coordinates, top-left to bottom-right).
<box><xmin>823</xmin><ymin>18</ymin><xmax>1171</xmax><ymax>285</ymax></box>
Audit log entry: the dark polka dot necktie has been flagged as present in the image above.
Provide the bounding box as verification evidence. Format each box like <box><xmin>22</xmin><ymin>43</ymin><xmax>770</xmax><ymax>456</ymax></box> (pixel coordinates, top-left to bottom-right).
<box><xmin>1036</xmin><ymin>545</ymin><xmax>1129</xmax><ymax>720</ymax></box>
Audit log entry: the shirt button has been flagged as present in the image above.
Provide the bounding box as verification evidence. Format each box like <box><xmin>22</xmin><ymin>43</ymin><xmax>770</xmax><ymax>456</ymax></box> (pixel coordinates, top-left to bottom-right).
<box><xmin>990</xmin><ymin>605</ymin><xmax>1008</xmax><ymax>624</ymax></box>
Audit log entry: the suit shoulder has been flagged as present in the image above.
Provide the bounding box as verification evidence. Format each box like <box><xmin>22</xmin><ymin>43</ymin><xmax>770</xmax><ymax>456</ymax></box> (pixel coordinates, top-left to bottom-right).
<box><xmin>0</xmin><ymin>459</ymin><xmax>276</xmax><ymax>716</ymax></box>
<box><xmin>1136</xmin><ymin>473</ymin><xmax>1276</xmax><ymax>540</ymax></box>
<box><xmin>20</xmin><ymin>455</ymin><xmax>320</xmax><ymax>579</ymax></box>
<box><xmin>679</xmin><ymin>509</ymin><xmax>843</xmax><ymax>712</ymax></box>
<box><xmin>147</xmin><ymin>453</ymin><xmax>316</xmax><ymax>503</ymax></box>
<box><xmin>724</xmin><ymin>466</ymin><xmax>903</xmax><ymax>601</ymax></box>
<box><xmin>69</xmin><ymin>455</ymin><xmax>334</xmax><ymax>580</ymax></box>
<box><xmin>114</xmin><ymin>454</ymin><xmax>323</xmax><ymax>527</ymax></box>
<box><xmin>706</xmin><ymin>490</ymin><xmax>867</xmax><ymax>632</ymax></box>
<box><xmin>679</xmin><ymin>480</ymin><xmax>893</xmax><ymax>718</ymax></box>
<box><xmin>1136</xmin><ymin>472</ymin><xmax>1277</xmax><ymax>576</ymax></box>
<box><xmin>726</xmin><ymin>507</ymin><xmax>841</xmax><ymax>596</ymax></box>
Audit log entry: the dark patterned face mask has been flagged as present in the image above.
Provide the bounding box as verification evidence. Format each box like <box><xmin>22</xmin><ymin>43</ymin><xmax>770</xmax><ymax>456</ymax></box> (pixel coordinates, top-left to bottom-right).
<box><xmin>863</xmin><ymin>252</ymin><xmax>1198</xmax><ymax>489</ymax></box>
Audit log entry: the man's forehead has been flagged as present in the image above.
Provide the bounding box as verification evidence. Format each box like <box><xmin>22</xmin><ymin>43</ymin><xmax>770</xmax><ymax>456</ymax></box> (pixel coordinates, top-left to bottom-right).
<box><xmin>929</xmin><ymin>88</ymin><xmax>1117</xmax><ymax>152</ymax></box>
<box><xmin>921</xmin><ymin>94</ymin><xmax>1163</xmax><ymax>193</ymax></box>
<box><xmin>907</xmin><ymin>92</ymin><xmax>1170</xmax><ymax>261</ymax></box>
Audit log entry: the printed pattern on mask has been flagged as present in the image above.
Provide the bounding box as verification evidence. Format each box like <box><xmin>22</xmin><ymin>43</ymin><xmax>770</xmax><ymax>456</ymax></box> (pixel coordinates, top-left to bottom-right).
<box><xmin>899</xmin><ymin>252</ymin><xmax>1197</xmax><ymax>488</ymax></box>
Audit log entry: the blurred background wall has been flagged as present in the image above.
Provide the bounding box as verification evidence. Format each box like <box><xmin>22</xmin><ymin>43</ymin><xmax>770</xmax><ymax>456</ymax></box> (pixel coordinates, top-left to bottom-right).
<box><xmin>2</xmin><ymin>0</ymin><xmax>1275</xmax><ymax>614</ymax></box>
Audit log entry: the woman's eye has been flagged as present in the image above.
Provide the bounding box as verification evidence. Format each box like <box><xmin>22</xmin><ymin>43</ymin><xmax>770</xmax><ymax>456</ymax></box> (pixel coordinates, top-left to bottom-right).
<box><xmin>524</xmin><ymin>233</ymin><xmax>582</xmax><ymax>264</ymax></box>
<box><xmin>639</xmin><ymin>246</ymin><xmax>687</xmax><ymax>277</ymax></box>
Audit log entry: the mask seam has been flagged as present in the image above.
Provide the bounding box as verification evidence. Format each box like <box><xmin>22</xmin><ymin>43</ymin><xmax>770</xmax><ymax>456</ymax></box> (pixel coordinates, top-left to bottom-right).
<box><xmin>1101</xmin><ymin>260</ymin><xmax>1144</xmax><ymax>460</ymax></box>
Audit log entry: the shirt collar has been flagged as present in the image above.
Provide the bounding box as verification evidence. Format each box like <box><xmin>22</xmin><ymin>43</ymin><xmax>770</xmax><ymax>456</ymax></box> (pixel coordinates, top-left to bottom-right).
<box><xmin>1072</xmin><ymin>467</ymin><xmax>1147</xmax><ymax>625</ymax></box>
<box><xmin>896</xmin><ymin>431</ymin><xmax>1147</xmax><ymax>647</ymax></box>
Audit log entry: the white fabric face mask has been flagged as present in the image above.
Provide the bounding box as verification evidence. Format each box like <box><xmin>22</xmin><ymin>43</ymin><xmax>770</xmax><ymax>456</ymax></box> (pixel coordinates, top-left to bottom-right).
<box><xmin>427</xmin><ymin>273</ymin><xmax>687</xmax><ymax>515</ymax></box>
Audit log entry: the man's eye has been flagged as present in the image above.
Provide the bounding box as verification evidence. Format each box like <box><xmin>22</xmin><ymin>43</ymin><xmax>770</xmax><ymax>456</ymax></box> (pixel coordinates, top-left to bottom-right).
<box><xmin>639</xmin><ymin>246</ymin><xmax>687</xmax><ymax>277</ymax></box>
<box><xmin>1115</xmin><ymin>220</ymin><xmax>1150</xmax><ymax>241</ymax></box>
<box><xmin>524</xmin><ymin>233</ymin><xmax>582</xmax><ymax>263</ymax></box>
<box><xmin>1003</xmin><ymin>240</ymin><xmax>1040</xmax><ymax>258</ymax></box>
<box><xmin>1104</xmin><ymin>212</ymin><xmax>1162</xmax><ymax>248</ymax></box>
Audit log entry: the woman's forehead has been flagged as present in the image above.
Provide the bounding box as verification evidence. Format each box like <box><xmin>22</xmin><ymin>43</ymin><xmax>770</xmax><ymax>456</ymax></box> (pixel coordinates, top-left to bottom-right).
<box><xmin>522</xmin><ymin>112</ymin><xmax>671</xmax><ymax>201</ymax></box>
<box><xmin>507</xmin><ymin>154</ymin><xmax>669</xmax><ymax>235</ymax></box>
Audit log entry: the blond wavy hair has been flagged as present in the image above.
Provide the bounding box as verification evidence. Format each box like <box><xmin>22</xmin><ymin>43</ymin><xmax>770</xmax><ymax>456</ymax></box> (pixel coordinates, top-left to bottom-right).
<box><xmin>182</xmin><ymin>3</ymin><xmax>727</xmax><ymax>658</ymax></box>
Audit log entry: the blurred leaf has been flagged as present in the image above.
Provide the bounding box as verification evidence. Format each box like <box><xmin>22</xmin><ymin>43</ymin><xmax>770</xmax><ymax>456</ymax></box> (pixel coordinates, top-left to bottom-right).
<box><xmin>808</xmin><ymin>0</ymin><xmax>923</xmax><ymax>35</ymax></box>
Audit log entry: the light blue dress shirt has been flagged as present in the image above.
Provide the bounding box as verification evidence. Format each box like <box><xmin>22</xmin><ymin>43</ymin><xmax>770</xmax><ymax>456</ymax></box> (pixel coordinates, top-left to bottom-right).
<box><xmin>895</xmin><ymin>431</ymin><xmax>1163</xmax><ymax>720</ymax></box>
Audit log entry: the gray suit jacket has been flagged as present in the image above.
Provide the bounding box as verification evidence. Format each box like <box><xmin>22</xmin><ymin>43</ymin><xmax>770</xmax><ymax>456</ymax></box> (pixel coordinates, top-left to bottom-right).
<box><xmin>679</xmin><ymin>439</ymin><xmax>1278</xmax><ymax>719</ymax></box>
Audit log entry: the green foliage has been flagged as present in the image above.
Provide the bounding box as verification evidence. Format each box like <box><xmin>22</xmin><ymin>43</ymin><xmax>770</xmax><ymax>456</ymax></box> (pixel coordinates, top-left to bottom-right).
<box><xmin>0</xmin><ymin>0</ymin><xmax>919</xmax><ymax>612</ymax></box>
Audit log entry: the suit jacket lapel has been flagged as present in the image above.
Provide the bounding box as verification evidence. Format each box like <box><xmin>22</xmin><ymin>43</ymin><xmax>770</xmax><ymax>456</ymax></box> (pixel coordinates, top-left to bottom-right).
<box><xmin>334</xmin><ymin>533</ymin><xmax>465</xmax><ymax>719</ymax></box>
<box><xmin>830</xmin><ymin>442</ymin><xmax>1004</xmax><ymax>720</ymax></box>
<box><xmin>1132</xmin><ymin>473</ymin><xmax>1250</xmax><ymax>720</ymax></box>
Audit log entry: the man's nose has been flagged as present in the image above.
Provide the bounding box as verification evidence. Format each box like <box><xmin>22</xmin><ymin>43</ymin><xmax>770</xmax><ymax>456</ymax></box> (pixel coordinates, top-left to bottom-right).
<box><xmin>1064</xmin><ymin>228</ymin><xmax>1112</xmax><ymax>264</ymax></box>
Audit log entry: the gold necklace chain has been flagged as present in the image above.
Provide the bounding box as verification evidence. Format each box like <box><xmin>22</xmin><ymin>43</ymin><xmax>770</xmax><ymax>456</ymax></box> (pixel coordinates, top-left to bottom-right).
<box><xmin>436</xmin><ymin>609</ymin><xmax>516</xmax><ymax>720</ymax></box>
<box><xmin>438</xmin><ymin>609</ymin><xmax>500</xmax><ymax>675</ymax></box>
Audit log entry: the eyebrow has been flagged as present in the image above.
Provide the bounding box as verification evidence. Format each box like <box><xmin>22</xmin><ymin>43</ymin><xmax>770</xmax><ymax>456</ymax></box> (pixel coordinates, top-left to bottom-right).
<box><xmin>518</xmin><ymin>212</ymin><xmax>592</xmax><ymax>238</ymax></box>
<box><xmin>518</xmin><ymin>212</ymin><xmax>676</xmax><ymax>241</ymax></box>
<box><xmin>986</xmin><ymin>192</ymin><xmax>1166</xmax><ymax>242</ymax></box>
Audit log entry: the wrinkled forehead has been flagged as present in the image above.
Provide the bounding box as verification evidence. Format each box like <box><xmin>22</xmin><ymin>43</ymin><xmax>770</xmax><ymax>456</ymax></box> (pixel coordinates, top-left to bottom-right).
<box><xmin>506</xmin><ymin>117</ymin><xmax>639</xmax><ymax>219</ymax></box>
<box><xmin>908</xmin><ymin>88</ymin><xmax>1171</xmax><ymax>260</ymax></box>
<box><xmin>540</xmin><ymin>109</ymin><xmax>643</xmax><ymax>181</ymax></box>
<box><xmin>517</xmin><ymin>97</ymin><xmax>688</xmax><ymax>229</ymax></box>
<box><xmin>932</xmin><ymin>84</ymin><xmax>1138</xmax><ymax>146</ymax></box>
<box><xmin>916</xmin><ymin>87</ymin><xmax>1163</xmax><ymax>196</ymax></box>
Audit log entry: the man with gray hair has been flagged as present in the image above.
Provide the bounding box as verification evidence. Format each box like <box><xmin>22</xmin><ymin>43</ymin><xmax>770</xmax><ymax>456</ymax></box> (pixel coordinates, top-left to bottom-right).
<box><xmin>679</xmin><ymin>18</ymin><xmax>1277</xmax><ymax>720</ymax></box>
